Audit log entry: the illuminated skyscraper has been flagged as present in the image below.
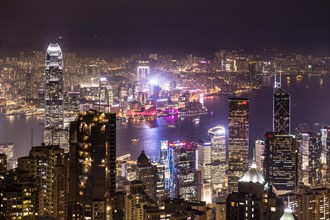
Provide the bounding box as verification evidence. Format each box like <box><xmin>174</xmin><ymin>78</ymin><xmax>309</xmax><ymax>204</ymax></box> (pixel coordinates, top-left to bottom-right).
<box><xmin>44</xmin><ymin>43</ymin><xmax>64</xmax><ymax>145</ymax></box>
<box><xmin>168</xmin><ymin>141</ymin><xmax>196</xmax><ymax>200</ymax></box>
<box><xmin>264</xmin><ymin>132</ymin><xmax>297</xmax><ymax>195</ymax></box>
<box><xmin>228</xmin><ymin>98</ymin><xmax>249</xmax><ymax>193</ymax></box>
<box><xmin>273</xmin><ymin>74</ymin><xmax>290</xmax><ymax>134</ymax></box>
<box><xmin>68</xmin><ymin>110</ymin><xmax>116</xmax><ymax>220</ymax></box>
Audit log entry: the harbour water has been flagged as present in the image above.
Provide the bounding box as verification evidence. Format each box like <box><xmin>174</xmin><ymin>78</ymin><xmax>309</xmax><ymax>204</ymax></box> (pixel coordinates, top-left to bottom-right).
<box><xmin>0</xmin><ymin>75</ymin><xmax>329</xmax><ymax>161</ymax></box>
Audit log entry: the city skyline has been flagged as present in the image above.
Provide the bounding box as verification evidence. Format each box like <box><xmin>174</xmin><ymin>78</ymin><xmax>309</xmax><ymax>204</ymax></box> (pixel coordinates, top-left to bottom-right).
<box><xmin>0</xmin><ymin>1</ymin><xmax>329</xmax><ymax>219</ymax></box>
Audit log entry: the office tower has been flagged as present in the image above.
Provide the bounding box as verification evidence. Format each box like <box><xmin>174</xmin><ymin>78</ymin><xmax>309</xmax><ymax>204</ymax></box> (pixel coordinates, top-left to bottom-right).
<box><xmin>308</xmin><ymin>133</ymin><xmax>323</xmax><ymax>186</ymax></box>
<box><xmin>153</xmin><ymin>162</ymin><xmax>165</xmax><ymax>203</ymax></box>
<box><xmin>44</xmin><ymin>43</ymin><xmax>64</xmax><ymax>145</ymax></box>
<box><xmin>168</xmin><ymin>141</ymin><xmax>197</xmax><ymax>200</ymax></box>
<box><xmin>321</xmin><ymin>126</ymin><xmax>330</xmax><ymax>182</ymax></box>
<box><xmin>197</xmin><ymin>140</ymin><xmax>212</xmax><ymax>181</ymax></box>
<box><xmin>99</xmin><ymin>77</ymin><xmax>114</xmax><ymax>112</ymax></box>
<box><xmin>295</xmin><ymin>125</ymin><xmax>312</xmax><ymax>184</ymax></box>
<box><xmin>228</xmin><ymin>98</ymin><xmax>249</xmax><ymax>193</ymax></box>
<box><xmin>25</xmin><ymin>64</ymin><xmax>33</xmax><ymax>103</ymax></box>
<box><xmin>273</xmin><ymin>74</ymin><xmax>290</xmax><ymax>134</ymax></box>
<box><xmin>159</xmin><ymin>140</ymin><xmax>170</xmax><ymax>195</ymax></box>
<box><xmin>290</xmin><ymin>186</ymin><xmax>330</xmax><ymax>220</ymax></box>
<box><xmin>15</xmin><ymin>145</ymin><xmax>65</xmax><ymax>218</ymax></box>
<box><xmin>136</xmin><ymin>151</ymin><xmax>157</xmax><ymax>202</ymax></box>
<box><xmin>208</xmin><ymin>125</ymin><xmax>228</xmax><ymax>196</ymax></box>
<box><xmin>226</xmin><ymin>162</ymin><xmax>284</xmax><ymax>220</ymax></box>
<box><xmin>255</xmin><ymin>140</ymin><xmax>265</xmax><ymax>171</ymax></box>
<box><xmin>68</xmin><ymin>110</ymin><xmax>116</xmax><ymax>220</ymax></box>
<box><xmin>208</xmin><ymin>125</ymin><xmax>226</xmax><ymax>163</ymax></box>
<box><xmin>264</xmin><ymin>132</ymin><xmax>297</xmax><ymax>194</ymax></box>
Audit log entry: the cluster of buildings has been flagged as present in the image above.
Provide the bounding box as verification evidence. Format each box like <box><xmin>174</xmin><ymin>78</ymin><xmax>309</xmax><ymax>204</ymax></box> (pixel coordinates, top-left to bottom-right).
<box><xmin>0</xmin><ymin>43</ymin><xmax>329</xmax><ymax>219</ymax></box>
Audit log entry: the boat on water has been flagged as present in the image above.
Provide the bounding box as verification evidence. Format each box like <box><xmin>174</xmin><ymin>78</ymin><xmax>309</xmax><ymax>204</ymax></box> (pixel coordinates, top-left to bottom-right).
<box><xmin>296</xmin><ymin>75</ymin><xmax>303</xmax><ymax>80</ymax></box>
<box><xmin>192</xmin><ymin>117</ymin><xmax>200</xmax><ymax>124</ymax></box>
<box><xmin>131</xmin><ymin>138</ymin><xmax>139</xmax><ymax>143</ymax></box>
<box><xmin>121</xmin><ymin>117</ymin><xmax>128</xmax><ymax>123</ymax></box>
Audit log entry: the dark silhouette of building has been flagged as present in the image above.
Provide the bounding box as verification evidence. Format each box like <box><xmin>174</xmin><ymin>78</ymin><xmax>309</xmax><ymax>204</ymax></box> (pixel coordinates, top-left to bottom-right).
<box><xmin>136</xmin><ymin>150</ymin><xmax>157</xmax><ymax>202</ymax></box>
<box><xmin>68</xmin><ymin>110</ymin><xmax>116</xmax><ymax>220</ymax></box>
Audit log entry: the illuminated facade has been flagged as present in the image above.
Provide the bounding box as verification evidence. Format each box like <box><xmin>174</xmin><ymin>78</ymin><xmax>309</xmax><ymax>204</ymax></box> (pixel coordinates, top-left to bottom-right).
<box><xmin>228</xmin><ymin>98</ymin><xmax>249</xmax><ymax>193</ymax></box>
<box><xmin>208</xmin><ymin>125</ymin><xmax>226</xmax><ymax>163</ymax></box>
<box><xmin>273</xmin><ymin>74</ymin><xmax>290</xmax><ymax>134</ymax></box>
<box><xmin>44</xmin><ymin>43</ymin><xmax>64</xmax><ymax>145</ymax></box>
<box><xmin>264</xmin><ymin>132</ymin><xmax>297</xmax><ymax>194</ymax></box>
<box><xmin>255</xmin><ymin>140</ymin><xmax>265</xmax><ymax>171</ymax></box>
<box><xmin>168</xmin><ymin>141</ymin><xmax>197</xmax><ymax>200</ymax></box>
<box><xmin>68</xmin><ymin>110</ymin><xmax>116</xmax><ymax>220</ymax></box>
<box><xmin>290</xmin><ymin>187</ymin><xmax>330</xmax><ymax>220</ymax></box>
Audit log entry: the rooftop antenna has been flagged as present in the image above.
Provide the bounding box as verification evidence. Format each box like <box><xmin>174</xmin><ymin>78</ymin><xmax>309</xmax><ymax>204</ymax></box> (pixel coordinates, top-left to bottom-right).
<box><xmin>274</xmin><ymin>65</ymin><xmax>282</xmax><ymax>89</ymax></box>
<box><xmin>31</xmin><ymin>129</ymin><xmax>33</xmax><ymax>147</ymax></box>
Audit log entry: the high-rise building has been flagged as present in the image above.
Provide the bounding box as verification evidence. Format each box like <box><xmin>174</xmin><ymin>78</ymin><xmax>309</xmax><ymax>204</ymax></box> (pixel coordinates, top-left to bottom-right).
<box><xmin>264</xmin><ymin>132</ymin><xmax>297</xmax><ymax>194</ymax></box>
<box><xmin>321</xmin><ymin>126</ymin><xmax>330</xmax><ymax>182</ymax></box>
<box><xmin>68</xmin><ymin>110</ymin><xmax>116</xmax><ymax>220</ymax></box>
<box><xmin>228</xmin><ymin>98</ymin><xmax>249</xmax><ymax>193</ymax></box>
<box><xmin>136</xmin><ymin>151</ymin><xmax>157</xmax><ymax>202</ymax></box>
<box><xmin>273</xmin><ymin>74</ymin><xmax>290</xmax><ymax>134</ymax></box>
<box><xmin>290</xmin><ymin>186</ymin><xmax>330</xmax><ymax>220</ymax></box>
<box><xmin>197</xmin><ymin>140</ymin><xmax>212</xmax><ymax>181</ymax></box>
<box><xmin>168</xmin><ymin>141</ymin><xmax>197</xmax><ymax>200</ymax></box>
<box><xmin>226</xmin><ymin>162</ymin><xmax>284</xmax><ymax>220</ymax></box>
<box><xmin>208</xmin><ymin>125</ymin><xmax>226</xmax><ymax>163</ymax></box>
<box><xmin>15</xmin><ymin>145</ymin><xmax>65</xmax><ymax>218</ymax></box>
<box><xmin>255</xmin><ymin>140</ymin><xmax>265</xmax><ymax>171</ymax></box>
<box><xmin>44</xmin><ymin>43</ymin><xmax>65</xmax><ymax>145</ymax></box>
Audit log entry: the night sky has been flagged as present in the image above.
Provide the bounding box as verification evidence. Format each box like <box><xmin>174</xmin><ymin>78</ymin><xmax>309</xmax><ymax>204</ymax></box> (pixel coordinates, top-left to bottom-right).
<box><xmin>0</xmin><ymin>0</ymin><xmax>329</xmax><ymax>57</ymax></box>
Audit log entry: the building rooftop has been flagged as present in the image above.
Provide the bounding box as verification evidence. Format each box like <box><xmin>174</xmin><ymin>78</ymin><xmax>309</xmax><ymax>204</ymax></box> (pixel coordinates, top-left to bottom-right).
<box><xmin>239</xmin><ymin>162</ymin><xmax>265</xmax><ymax>184</ymax></box>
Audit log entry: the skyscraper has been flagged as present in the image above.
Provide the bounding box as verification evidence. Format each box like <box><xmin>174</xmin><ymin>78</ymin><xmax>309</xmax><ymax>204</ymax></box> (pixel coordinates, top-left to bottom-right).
<box><xmin>273</xmin><ymin>74</ymin><xmax>290</xmax><ymax>134</ymax></box>
<box><xmin>44</xmin><ymin>43</ymin><xmax>64</xmax><ymax>145</ymax></box>
<box><xmin>136</xmin><ymin>150</ymin><xmax>157</xmax><ymax>202</ymax></box>
<box><xmin>228</xmin><ymin>98</ymin><xmax>249</xmax><ymax>193</ymax></box>
<box><xmin>68</xmin><ymin>110</ymin><xmax>116</xmax><ymax>220</ymax></box>
<box><xmin>264</xmin><ymin>132</ymin><xmax>297</xmax><ymax>194</ymax></box>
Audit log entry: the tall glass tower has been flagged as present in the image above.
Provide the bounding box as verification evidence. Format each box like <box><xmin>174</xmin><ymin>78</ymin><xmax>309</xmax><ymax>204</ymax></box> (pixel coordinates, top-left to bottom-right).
<box><xmin>44</xmin><ymin>43</ymin><xmax>64</xmax><ymax>145</ymax></box>
<box><xmin>273</xmin><ymin>74</ymin><xmax>290</xmax><ymax>134</ymax></box>
<box><xmin>228</xmin><ymin>98</ymin><xmax>249</xmax><ymax>193</ymax></box>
